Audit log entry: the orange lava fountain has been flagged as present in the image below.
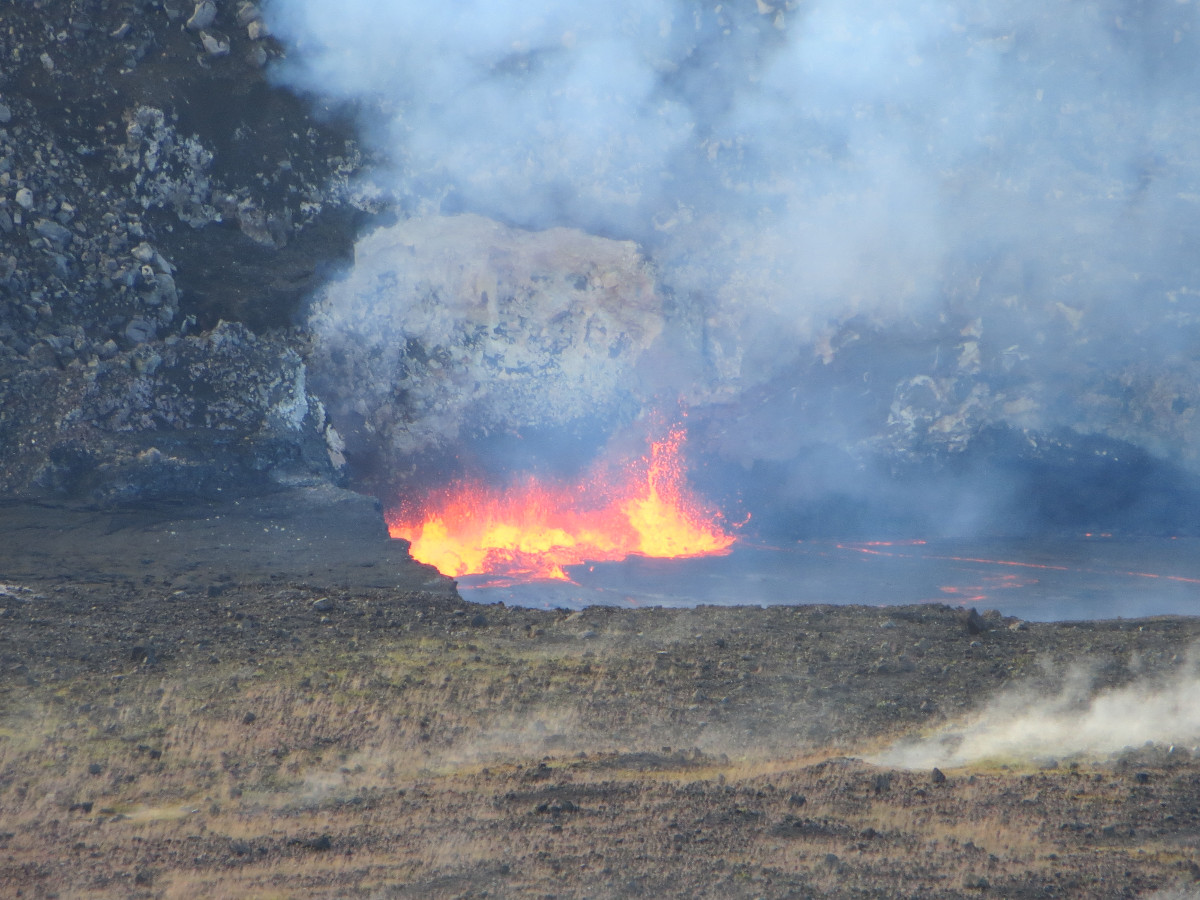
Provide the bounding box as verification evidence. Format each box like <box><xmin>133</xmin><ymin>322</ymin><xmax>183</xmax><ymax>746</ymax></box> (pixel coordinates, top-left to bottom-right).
<box><xmin>386</xmin><ymin>426</ymin><xmax>736</xmax><ymax>583</ymax></box>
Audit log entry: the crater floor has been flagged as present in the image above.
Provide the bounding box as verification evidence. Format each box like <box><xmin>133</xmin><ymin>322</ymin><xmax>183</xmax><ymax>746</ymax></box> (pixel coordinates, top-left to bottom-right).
<box><xmin>1</xmin><ymin>493</ymin><xmax>1199</xmax><ymax>898</ymax></box>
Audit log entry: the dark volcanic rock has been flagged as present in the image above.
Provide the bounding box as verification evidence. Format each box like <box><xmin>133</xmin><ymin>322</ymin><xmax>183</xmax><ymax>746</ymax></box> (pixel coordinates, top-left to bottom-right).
<box><xmin>2</xmin><ymin>322</ymin><xmax>344</xmax><ymax>501</ymax></box>
<box><xmin>962</xmin><ymin>608</ymin><xmax>988</xmax><ymax>636</ymax></box>
<box><xmin>0</xmin><ymin>0</ymin><xmax>369</xmax><ymax>504</ymax></box>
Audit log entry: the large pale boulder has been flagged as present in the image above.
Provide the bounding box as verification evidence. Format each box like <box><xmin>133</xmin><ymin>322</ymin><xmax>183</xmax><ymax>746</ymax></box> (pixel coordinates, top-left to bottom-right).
<box><xmin>307</xmin><ymin>214</ymin><xmax>665</xmax><ymax>461</ymax></box>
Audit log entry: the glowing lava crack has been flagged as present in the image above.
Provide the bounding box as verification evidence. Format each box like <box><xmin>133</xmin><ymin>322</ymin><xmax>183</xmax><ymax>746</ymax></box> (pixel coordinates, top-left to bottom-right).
<box><xmin>387</xmin><ymin>427</ymin><xmax>736</xmax><ymax>583</ymax></box>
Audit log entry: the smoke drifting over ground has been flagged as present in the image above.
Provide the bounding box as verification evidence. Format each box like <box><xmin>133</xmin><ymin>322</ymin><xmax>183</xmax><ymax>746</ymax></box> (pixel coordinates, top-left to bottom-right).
<box><xmin>874</xmin><ymin>648</ymin><xmax>1200</xmax><ymax>769</ymax></box>
<box><xmin>266</xmin><ymin>0</ymin><xmax>1200</xmax><ymax>532</ymax></box>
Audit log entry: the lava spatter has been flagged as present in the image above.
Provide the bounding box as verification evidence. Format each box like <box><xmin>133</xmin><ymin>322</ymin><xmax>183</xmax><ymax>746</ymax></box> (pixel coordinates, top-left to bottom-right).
<box><xmin>387</xmin><ymin>425</ymin><xmax>735</xmax><ymax>583</ymax></box>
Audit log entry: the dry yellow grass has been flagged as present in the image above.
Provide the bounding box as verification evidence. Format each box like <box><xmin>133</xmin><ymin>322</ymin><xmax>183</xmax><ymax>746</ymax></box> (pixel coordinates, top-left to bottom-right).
<box><xmin>4</xmin><ymin>597</ymin><xmax>1200</xmax><ymax>897</ymax></box>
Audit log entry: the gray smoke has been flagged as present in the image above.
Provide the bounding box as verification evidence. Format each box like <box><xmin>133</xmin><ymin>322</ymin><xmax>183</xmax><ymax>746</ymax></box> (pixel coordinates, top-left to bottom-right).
<box><xmin>264</xmin><ymin>0</ymin><xmax>1200</xmax><ymax>518</ymax></box>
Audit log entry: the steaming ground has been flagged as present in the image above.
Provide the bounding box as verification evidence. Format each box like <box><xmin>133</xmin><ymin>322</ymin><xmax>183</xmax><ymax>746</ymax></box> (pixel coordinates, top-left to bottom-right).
<box><xmin>873</xmin><ymin>649</ymin><xmax>1200</xmax><ymax>769</ymax></box>
<box><xmin>267</xmin><ymin>0</ymin><xmax>1200</xmax><ymax>525</ymax></box>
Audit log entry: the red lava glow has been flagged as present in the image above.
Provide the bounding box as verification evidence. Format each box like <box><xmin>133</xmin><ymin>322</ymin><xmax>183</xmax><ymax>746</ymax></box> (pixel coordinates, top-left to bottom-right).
<box><xmin>386</xmin><ymin>425</ymin><xmax>736</xmax><ymax>584</ymax></box>
<box><xmin>938</xmin><ymin>586</ymin><xmax>988</xmax><ymax>603</ymax></box>
<box><xmin>838</xmin><ymin>540</ymin><xmax>928</xmax><ymax>556</ymax></box>
<box><xmin>1123</xmin><ymin>571</ymin><xmax>1200</xmax><ymax>584</ymax></box>
<box><xmin>827</xmin><ymin>538</ymin><xmax>1200</xmax><ymax>609</ymax></box>
<box><xmin>928</xmin><ymin>554</ymin><xmax>1071</xmax><ymax>572</ymax></box>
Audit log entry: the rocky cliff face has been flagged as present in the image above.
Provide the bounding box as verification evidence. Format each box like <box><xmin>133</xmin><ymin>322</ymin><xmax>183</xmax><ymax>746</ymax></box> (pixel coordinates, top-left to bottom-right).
<box><xmin>2</xmin><ymin>320</ymin><xmax>339</xmax><ymax>501</ymax></box>
<box><xmin>0</xmin><ymin>0</ymin><xmax>370</xmax><ymax>501</ymax></box>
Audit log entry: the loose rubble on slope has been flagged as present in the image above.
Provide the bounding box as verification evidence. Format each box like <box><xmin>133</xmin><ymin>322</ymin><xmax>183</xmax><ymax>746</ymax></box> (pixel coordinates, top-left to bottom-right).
<box><xmin>0</xmin><ymin>0</ymin><xmax>374</xmax><ymax>502</ymax></box>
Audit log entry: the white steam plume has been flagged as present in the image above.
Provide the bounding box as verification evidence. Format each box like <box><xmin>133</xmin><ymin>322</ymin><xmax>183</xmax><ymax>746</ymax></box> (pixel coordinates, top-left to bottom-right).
<box><xmin>265</xmin><ymin>0</ymin><xmax>1199</xmax><ymax>318</ymax></box>
<box><xmin>873</xmin><ymin>650</ymin><xmax>1200</xmax><ymax>769</ymax></box>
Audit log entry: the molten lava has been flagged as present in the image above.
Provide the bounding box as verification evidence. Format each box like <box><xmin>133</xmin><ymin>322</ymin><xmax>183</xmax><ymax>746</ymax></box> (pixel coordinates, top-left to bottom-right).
<box><xmin>387</xmin><ymin>426</ymin><xmax>735</xmax><ymax>583</ymax></box>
